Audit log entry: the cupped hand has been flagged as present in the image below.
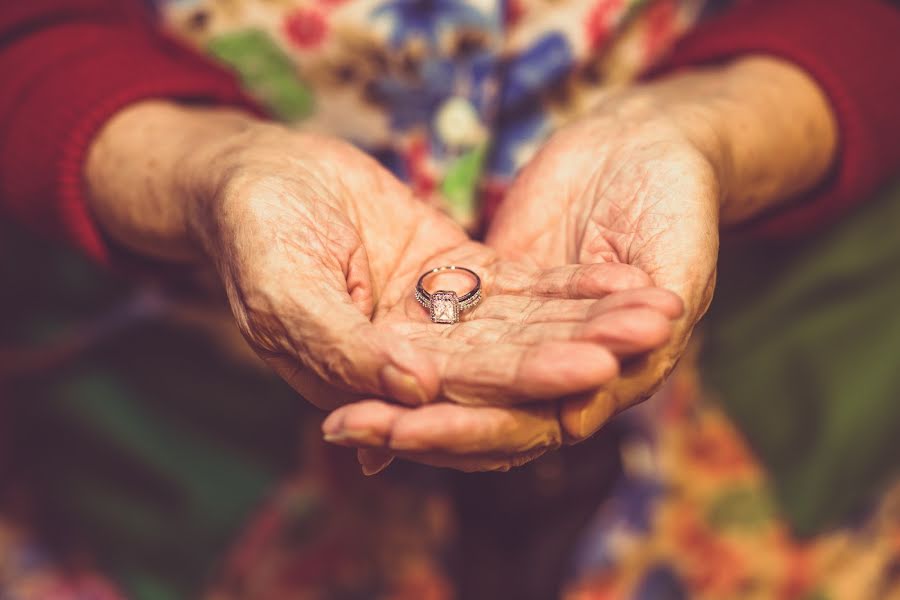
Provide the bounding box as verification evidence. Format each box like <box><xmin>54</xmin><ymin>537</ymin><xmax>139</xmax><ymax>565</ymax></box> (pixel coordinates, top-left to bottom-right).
<box><xmin>488</xmin><ymin>106</ymin><xmax>720</xmax><ymax>440</ymax></box>
<box><xmin>189</xmin><ymin>124</ymin><xmax>682</xmax><ymax>416</ymax></box>
<box><xmin>324</xmin><ymin>99</ymin><xmax>716</xmax><ymax>471</ymax></box>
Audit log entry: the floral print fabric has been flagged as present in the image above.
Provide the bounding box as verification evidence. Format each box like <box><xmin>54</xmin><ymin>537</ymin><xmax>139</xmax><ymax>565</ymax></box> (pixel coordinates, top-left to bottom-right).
<box><xmin>159</xmin><ymin>0</ymin><xmax>707</xmax><ymax>228</ymax></box>
<box><xmin>564</xmin><ymin>359</ymin><xmax>900</xmax><ymax>600</ymax></box>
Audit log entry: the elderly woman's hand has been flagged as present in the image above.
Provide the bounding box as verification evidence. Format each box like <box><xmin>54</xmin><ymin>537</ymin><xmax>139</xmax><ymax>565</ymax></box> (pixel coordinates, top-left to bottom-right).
<box><xmin>487</xmin><ymin>102</ymin><xmax>720</xmax><ymax>441</ymax></box>
<box><xmin>324</xmin><ymin>56</ymin><xmax>838</xmax><ymax>472</ymax></box>
<box><xmin>321</xmin><ymin>101</ymin><xmax>711</xmax><ymax>469</ymax></box>
<box><xmin>191</xmin><ymin>125</ymin><xmax>682</xmax><ymax>411</ymax></box>
<box><xmin>85</xmin><ymin>101</ymin><xmax>680</xmax><ymax>419</ymax></box>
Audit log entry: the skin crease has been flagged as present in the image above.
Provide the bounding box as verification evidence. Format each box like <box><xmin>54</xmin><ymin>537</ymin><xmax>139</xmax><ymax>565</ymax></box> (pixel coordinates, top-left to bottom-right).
<box><xmin>327</xmin><ymin>56</ymin><xmax>838</xmax><ymax>474</ymax></box>
<box><xmin>85</xmin><ymin>100</ymin><xmax>683</xmax><ymax>453</ymax></box>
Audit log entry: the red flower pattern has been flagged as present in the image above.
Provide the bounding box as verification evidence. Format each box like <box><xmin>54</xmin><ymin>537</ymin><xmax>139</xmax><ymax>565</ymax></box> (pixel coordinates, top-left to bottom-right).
<box><xmin>405</xmin><ymin>136</ymin><xmax>439</xmax><ymax>198</ymax></box>
<box><xmin>643</xmin><ymin>0</ymin><xmax>677</xmax><ymax>60</ymax></box>
<box><xmin>504</xmin><ymin>0</ymin><xmax>525</xmax><ymax>28</ymax></box>
<box><xmin>586</xmin><ymin>0</ymin><xmax>625</xmax><ymax>50</ymax></box>
<box><xmin>284</xmin><ymin>8</ymin><xmax>329</xmax><ymax>50</ymax></box>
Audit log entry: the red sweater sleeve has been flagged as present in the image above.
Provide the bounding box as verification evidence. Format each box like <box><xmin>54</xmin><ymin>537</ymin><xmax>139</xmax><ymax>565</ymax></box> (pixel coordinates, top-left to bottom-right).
<box><xmin>0</xmin><ymin>0</ymin><xmax>259</xmax><ymax>262</ymax></box>
<box><xmin>654</xmin><ymin>0</ymin><xmax>900</xmax><ymax>236</ymax></box>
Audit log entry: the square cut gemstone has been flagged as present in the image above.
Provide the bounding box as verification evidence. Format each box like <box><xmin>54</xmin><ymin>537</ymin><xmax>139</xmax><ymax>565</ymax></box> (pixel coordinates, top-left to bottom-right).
<box><xmin>431</xmin><ymin>290</ymin><xmax>460</xmax><ymax>324</ymax></box>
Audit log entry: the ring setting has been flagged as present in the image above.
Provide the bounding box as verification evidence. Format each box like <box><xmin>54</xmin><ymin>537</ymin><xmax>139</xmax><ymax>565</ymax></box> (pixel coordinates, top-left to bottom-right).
<box><xmin>415</xmin><ymin>266</ymin><xmax>482</xmax><ymax>324</ymax></box>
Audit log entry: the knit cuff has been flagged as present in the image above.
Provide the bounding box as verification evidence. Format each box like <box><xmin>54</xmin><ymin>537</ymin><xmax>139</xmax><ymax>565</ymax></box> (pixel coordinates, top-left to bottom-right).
<box><xmin>0</xmin><ymin>24</ymin><xmax>262</xmax><ymax>263</ymax></box>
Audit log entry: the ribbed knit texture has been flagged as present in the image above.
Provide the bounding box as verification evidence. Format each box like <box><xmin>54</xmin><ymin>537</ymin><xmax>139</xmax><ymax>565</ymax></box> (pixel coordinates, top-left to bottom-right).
<box><xmin>657</xmin><ymin>0</ymin><xmax>900</xmax><ymax>236</ymax></box>
<box><xmin>0</xmin><ymin>2</ymin><xmax>260</xmax><ymax>263</ymax></box>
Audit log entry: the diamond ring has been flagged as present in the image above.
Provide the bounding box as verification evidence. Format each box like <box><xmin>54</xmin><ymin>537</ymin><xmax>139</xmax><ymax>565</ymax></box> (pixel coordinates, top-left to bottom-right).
<box><xmin>415</xmin><ymin>266</ymin><xmax>482</xmax><ymax>324</ymax></box>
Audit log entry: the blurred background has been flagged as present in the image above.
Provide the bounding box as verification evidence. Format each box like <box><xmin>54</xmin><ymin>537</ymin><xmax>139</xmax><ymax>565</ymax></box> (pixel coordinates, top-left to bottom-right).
<box><xmin>3</xmin><ymin>176</ymin><xmax>900</xmax><ymax>600</ymax></box>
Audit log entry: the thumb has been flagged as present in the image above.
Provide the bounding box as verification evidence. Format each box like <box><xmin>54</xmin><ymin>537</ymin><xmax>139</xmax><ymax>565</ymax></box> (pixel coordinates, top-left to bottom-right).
<box><xmin>228</xmin><ymin>232</ymin><xmax>440</xmax><ymax>408</ymax></box>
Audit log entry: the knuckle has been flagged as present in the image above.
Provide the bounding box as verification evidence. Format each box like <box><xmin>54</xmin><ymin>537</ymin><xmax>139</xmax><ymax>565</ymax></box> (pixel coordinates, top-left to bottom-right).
<box><xmin>231</xmin><ymin>289</ymin><xmax>289</xmax><ymax>356</ymax></box>
<box><xmin>315</xmin><ymin>323</ymin><xmax>382</xmax><ymax>392</ymax></box>
<box><xmin>544</xmin><ymin>425</ymin><xmax>564</xmax><ymax>451</ymax></box>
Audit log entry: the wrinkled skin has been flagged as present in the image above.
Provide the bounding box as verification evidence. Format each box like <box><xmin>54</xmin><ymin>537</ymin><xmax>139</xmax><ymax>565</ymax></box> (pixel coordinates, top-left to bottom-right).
<box><xmin>86</xmin><ymin>57</ymin><xmax>838</xmax><ymax>475</ymax></box>
<box><xmin>191</xmin><ymin>126</ymin><xmax>683</xmax><ymax>438</ymax></box>
<box><xmin>325</xmin><ymin>107</ymin><xmax>717</xmax><ymax>472</ymax></box>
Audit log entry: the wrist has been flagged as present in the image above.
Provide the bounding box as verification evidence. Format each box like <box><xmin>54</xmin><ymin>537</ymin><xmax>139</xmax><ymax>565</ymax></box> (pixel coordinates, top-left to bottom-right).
<box><xmin>178</xmin><ymin>110</ymin><xmax>272</xmax><ymax>263</ymax></box>
<box><xmin>583</xmin><ymin>85</ymin><xmax>730</xmax><ymax>218</ymax></box>
<box><xmin>631</xmin><ymin>56</ymin><xmax>837</xmax><ymax>225</ymax></box>
<box><xmin>85</xmin><ymin>100</ymin><xmax>264</xmax><ymax>263</ymax></box>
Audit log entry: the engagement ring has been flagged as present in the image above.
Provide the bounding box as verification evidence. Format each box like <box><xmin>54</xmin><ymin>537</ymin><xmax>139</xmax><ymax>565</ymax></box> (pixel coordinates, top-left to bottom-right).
<box><xmin>415</xmin><ymin>266</ymin><xmax>482</xmax><ymax>324</ymax></box>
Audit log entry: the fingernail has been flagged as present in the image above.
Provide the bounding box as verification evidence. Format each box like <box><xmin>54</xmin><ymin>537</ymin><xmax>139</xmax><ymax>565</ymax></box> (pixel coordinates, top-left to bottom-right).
<box><xmin>321</xmin><ymin>412</ymin><xmax>343</xmax><ymax>435</ymax></box>
<box><xmin>323</xmin><ymin>429</ymin><xmax>382</xmax><ymax>446</ymax></box>
<box><xmin>359</xmin><ymin>452</ymin><xmax>394</xmax><ymax>476</ymax></box>
<box><xmin>362</xmin><ymin>463</ymin><xmax>390</xmax><ymax>476</ymax></box>
<box><xmin>380</xmin><ymin>364</ymin><xmax>429</xmax><ymax>405</ymax></box>
<box><xmin>578</xmin><ymin>411</ymin><xmax>590</xmax><ymax>440</ymax></box>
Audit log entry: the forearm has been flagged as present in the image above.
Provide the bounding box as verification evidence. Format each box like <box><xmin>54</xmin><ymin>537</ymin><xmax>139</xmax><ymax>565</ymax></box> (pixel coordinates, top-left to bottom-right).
<box><xmin>662</xmin><ymin>57</ymin><xmax>837</xmax><ymax>225</ymax></box>
<box><xmin>601</xmin><ymin>56</ymin><xmax>838</xmax><ymax>226</ymax></box>
<box><xmin>84</xmin><ymin>100</ymin><xmax>261</xmax><ymax>262</ymax></box>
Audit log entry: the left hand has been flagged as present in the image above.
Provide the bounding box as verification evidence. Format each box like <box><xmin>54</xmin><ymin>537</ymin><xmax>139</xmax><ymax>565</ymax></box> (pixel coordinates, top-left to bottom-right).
<box><xmin>487</xmin><ymin>107</ymin><xmax>719</xmax><ymax>441</ymax></box>
<box><xmin>324</xmin><ymin>57</ymin><xmax>838</xmax><ymax>472</ymax></box>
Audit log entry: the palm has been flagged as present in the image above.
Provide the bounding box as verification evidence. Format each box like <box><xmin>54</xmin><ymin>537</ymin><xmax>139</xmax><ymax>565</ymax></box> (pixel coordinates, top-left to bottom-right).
<box><xmin>490</xmin><ymin>119</ymin><xmax>718</xmax><ymax>296</ymax></box>
<box><xmin>487</xmin><ymin>117</ymin><xmax>720</xmax><ymax>438</ymax></box>
<box><xmin>334</xmin><ymin>153</ymin><xmax>664</xmax><ymax>408</ymax></box>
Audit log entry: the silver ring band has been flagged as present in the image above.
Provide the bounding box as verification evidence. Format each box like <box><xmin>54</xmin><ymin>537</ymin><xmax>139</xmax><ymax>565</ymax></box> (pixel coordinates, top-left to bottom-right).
<box><xmin>415</xmin><ymin>266</ymin><xmax>482</xmax><ymax>324</ymax></box>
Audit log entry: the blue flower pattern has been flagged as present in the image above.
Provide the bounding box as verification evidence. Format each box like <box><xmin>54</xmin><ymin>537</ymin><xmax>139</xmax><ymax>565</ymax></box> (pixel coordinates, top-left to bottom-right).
<box><xmin>372</xmin><ymin>0</ymin><xmax>495</xmax><ymax>48</ymax></box>
<box><xmin>368</xmin><ymin>0</ymin><xmax>577</xmax><ymax>179</ymax></box>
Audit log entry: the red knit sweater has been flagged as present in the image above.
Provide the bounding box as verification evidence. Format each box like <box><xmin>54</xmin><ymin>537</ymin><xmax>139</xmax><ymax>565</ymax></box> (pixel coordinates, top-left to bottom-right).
<box><xmin>1</xmin><ymin>0</ymin><xmax>899</xmax><ymax>263</ymax></box>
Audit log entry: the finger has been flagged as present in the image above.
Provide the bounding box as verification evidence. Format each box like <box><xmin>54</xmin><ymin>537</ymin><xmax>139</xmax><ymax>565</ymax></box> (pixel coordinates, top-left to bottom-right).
<box><xmin>394</xmin><ymin>311</ymin><xmax>625</xmax><ymax>405</ymax></box>
<box><xmin>391</xmin><ymin>296</ymin><xmax>676</xmax><ymax>406</ymax></box>
<box><xmin>435</xmin><ymin>306</ymin><xmax>675</xmax><ymax>357</ymax></box>
<box><xmin>461</xmin><ymin>295</ymin><xmax>600</xmax><ymax>324</ymax></box>
<box><xmin>323</xmin><ymin>400</ymin><xmax>397</xmax><ymax>445</ymax></box>
<box><xmin>469</xmin><ymin>286</ymin><xmax>683</xmax><ymax>324</ymax></box>
<box><xmin>491</xmin><ymin>262</ymin><xmax>654</xmax><ymax>299</ymax></box>
<box><xmin>578</xmin><ymin>307</ymin><xmax>674</xmax><ymax>355</ymax></box>
<box><xmin>558</xmin><ymin>346</ymin><xmax>679</xmax><ymax>442</ymax></box>
<box><xmin>323</xmin><ymin>400</ymin><xmax>562</xmax><ymax>455</ymax></box>
<box><xmin>436</xmin><ymin>340</ymin><xmax>619</xmax><ymax>404</ymax></box>
<box><xmin>585</xmin><ymin>287</ymin><xmax>684</xmax><ymax>320</ymax></box>
<box><xmin>560</xmin><ymin>309</ymin><xmax>701</xmax><ymax>441</ymax></box>
<box><xmin>243</xmin><ymin>232</ymin><xmax>441</xmax><ymax>407</ymax></box>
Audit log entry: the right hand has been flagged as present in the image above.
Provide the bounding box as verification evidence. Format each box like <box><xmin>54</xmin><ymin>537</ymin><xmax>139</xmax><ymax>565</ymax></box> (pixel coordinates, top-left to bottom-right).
<box><xmin>186</xmin><ymin>123</ymin><xmax>682</xmax><ymax>413</ymax></box>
